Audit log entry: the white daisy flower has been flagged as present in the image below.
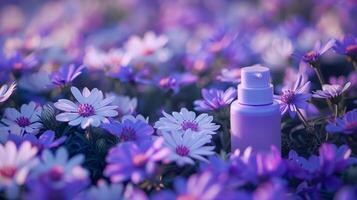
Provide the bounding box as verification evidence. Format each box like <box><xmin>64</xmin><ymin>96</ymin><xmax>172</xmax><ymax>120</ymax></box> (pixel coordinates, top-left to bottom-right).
<box><xmin>106</xmin><ymin>93</ymin><xmax>137</xmax><ymax>117</ymax></box>
<box><xmin>0</xmin><ymin>101</ymin><xmax>42</xmax><ymax>136</ymax></box>
<box><xmin>154</xmin><ymin>108</ymin><xmax>220</xmax><ymax>136</ymax></box>
<box><xmin>54</xmin><ymin>86</ymin><xmax>118</xmax><ymax>129</ymax></box>
<box><xmin>125</xmin><ymin>31</ymin><xmax>170</xmax><ymax>63</ymax></box>
<box><xmin>0</xmin><ymin>141</ymin><xmax>38</xmax><ymax>198</ymax></box>
<box><xmin>162</xmin><ymin>132</ymin><xmax>215</xmax><ymax>166</ymax></box>
<box><xmin>0</xmin><ymin>82</ymin><xmax>16</xmax><ymax>103</ymax></box>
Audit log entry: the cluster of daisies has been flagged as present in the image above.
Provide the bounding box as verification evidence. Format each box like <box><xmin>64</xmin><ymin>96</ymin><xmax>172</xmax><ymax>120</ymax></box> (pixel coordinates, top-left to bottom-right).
<box><xmin>0</xmin><ymin>82</ymin><xmax>223</xmax><ymax>199</ymax></box>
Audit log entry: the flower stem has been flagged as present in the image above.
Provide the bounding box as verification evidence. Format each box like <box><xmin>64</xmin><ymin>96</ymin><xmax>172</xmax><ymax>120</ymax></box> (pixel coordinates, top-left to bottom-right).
<box><xmin>296</xmin><ymin>108</ymin><xmax>309</xmax><ymax>129</ymax></box>
<box><xmin>313</xmin><ymin>66</ymin><xmax>326</xmax><ymax>86</ymax></box>
<box><xmin>334</xmin><ymin>104</ymin><xmax>339</xmax><ymax>119</ymax></box>
<box><xmin>313</xmin><ymin>66</ymin><xmax>335</xmax><ymax>113</ymax></box>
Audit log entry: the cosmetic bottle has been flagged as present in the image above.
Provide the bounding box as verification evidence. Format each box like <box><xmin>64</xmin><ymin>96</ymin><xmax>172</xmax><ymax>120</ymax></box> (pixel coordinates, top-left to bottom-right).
<box><xmin>230</xmin><ymin>65</ymin><xmax>281</xmax><ymax>153</ymax></box>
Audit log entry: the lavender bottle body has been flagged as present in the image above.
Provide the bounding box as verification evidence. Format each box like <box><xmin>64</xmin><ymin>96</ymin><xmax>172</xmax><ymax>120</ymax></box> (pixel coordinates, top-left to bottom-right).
<box><xmin>230</xmin><ymin>100</ymin><xmax>281</xmax><ymax>152</ymax></box>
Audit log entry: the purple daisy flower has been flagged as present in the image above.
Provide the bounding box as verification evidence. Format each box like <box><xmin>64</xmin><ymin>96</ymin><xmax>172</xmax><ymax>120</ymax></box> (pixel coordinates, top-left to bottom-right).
<box><xmin>7</xmin><ymin>130</ymin><xmax>67</xmax><ymax>150</ymax></box>
<box><xmin>333</xmin><ymin>34</ymin><xmax>357</xmax><ymax>59</ymax></box>
<box><xmin>274</xmin><ymin>74</ymin><xmax>311</xmax><ymax>118</ymax></box>
<box><xmin>313</xmin><ymin>82</ymin><xmax>351</xmax><ymax>104</ymax></box>
<box><xmin>102</xmin><ymin>116</ymin><xmax>154</xmax><ymax>144</ymax></box>
<box><xmin>152</xmin><ymin>171</ymin><xmax>224</xmax><ymax>200</ymax></box>
<box><xmin>51</xmin><ymin>64</ymin><xmax>85</xmax><ymax>87</ymax></box>
<box><xmin>287</xmin><ymin>143</ymin><xmax>356</xmax><ymax>180</ymax></box>
<box><xmin>104</xmin><ymin>138</ymin><xmax>170</xmax><ymax>184</ymax></box>
<box><xmin>194</xmin><ymin>87</ymin><xmax>236</xmax><ymax>112</ymax></box>
<box><xmin>326</xmin><ymin>109</ymin><xmax>357</xmax><ymax>134</ymax></box>
<box><xmin>300</xmin><ymin>39</ymin><xmax>335</xmax><ymax>66</ymax></box>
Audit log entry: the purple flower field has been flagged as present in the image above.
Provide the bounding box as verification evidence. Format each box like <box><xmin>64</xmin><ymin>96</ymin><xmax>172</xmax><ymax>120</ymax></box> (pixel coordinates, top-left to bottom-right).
<box><xmin>0</xmin><ymin>0</ymin><xmax>357</xmax><ymax>199</ymax></box>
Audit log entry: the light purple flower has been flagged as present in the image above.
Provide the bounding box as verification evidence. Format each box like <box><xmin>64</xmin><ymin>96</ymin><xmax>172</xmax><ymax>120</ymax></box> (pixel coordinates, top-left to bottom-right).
<box><xmin>0</xmin><ymin>82</ymin><xmax>16</xmax><ymax>103</ymax></box>
<box><xmin>25</xmin><ymin>147</ymin><xmax>89</xmax><ymax>200</ymax></box>
<box><xmin>312</xmin><ymin>82</ymin><xmax>351</xmax><ymax>103</ymax></box>
<box><xmin>102</xmin><ymin>116</ymin><xmax>154</xmax><ymax>144</ymax></box>
<box><xmin>105</xmin><ymin>139</ymin><xmax>170</xmax><ymax>184</ymax></box>
<box><xmin>152</xmin><ymin>171</ymin><xmax>223</xmax><ymax>200</ymax></box>
<box><xmin>274</xmin><ymin>74</ymin><xmax>311</xmax><ymax>117</ymax></box>
<box><xmin>194</xmin><ymin>87</ymin><xmax>236</xmax><ymax>112</ymax></box>
<box><xmin>301</xmin><ymin>39</ymin><xmax>335</xmax><ymax>66</ymax></box>
<box><xmin>51</xmin><ymin>64</ymin><xmax>85</xmax><ymax>87</ymax></box>
<box><xmin>0</xmin><ymin>141</ymin><xmax>38</xmax><ymax>199</ymax></box>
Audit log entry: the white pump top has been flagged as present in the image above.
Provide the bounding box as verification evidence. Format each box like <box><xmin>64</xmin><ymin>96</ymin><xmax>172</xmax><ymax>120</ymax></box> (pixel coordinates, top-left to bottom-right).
<box><xmin>238</xmin><ymin>65</ymin><xmax>273</xmax><ymax>105</ymax></box>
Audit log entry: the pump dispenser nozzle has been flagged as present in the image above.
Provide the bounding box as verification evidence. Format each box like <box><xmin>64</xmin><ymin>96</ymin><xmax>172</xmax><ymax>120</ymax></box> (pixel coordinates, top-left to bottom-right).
<box><xmin>238</xmin><ymin>65</ymin><xmax>273</xmax><ymax>105</ymax></box>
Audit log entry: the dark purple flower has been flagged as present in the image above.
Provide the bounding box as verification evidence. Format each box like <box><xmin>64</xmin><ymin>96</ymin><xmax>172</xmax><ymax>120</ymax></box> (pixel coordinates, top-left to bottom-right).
<box><xmin>194</xmin><ymin>87</ymin><xmax>236</xmax><ymax>112</ymax></box>
<box><xmin>319</xmin><ymin>143</ymin><xmax>356</xmax><ymax>176</ymax></box>
<box><xmin>104</xmin><ymin>139</ymin><xmax>170</xmax><ymax>184</ymax></box>
<box><xmin>157</xmin><ymin>72</ymin><xmax>197</xmax><ymax>94</ymax></box>
<box><xmin>111</xmin><ymin>65</ymin><xmax>151</xmax><ymax>85</ymax></box>
<box><xmin>6</xmin><ymin>52</ymin><xmax>38</xmax><ymax>71</ymax></box>
<box><xmin>326</xmin><ymin>109</ymin><xmax>357</xmax><ymax>134</ymax></box>
<box><xmin>102</xmin><ymin>117</ymin><xmax>154</xmax><ymax>144</ymax></box>
<box><xmin>287</xmin><ymin>143</ymin><xmax>356</xmax><ymax>180</ymax></box>
<box><xmin>274</xmin><ymin>74</ymin><xmax>311</xmax><ymax>118</ymax></box>
<box><xmin>51</xmin><ymin>64</ymin><xmax>85</xmax><ymax>87</ymax></box>
<box><xmin>333</xmin><ymin>34</ymin><xmax>357</xmax><ymax>59</ymax></box>
<box><xmin>335</xmin><ymin>186</ymin><xmax>357</xmax><ymax>200</ymax></box>
<box><xmin>230</xmin><ymin>146</ymin><xmax>286</xmax><ymax>184</ymax></box>
<box><xmin>7</xmin><ymin>130</ymin><xmax>66</xmax><ymax>150</ymax></box>
<box><xmin>152</xmin><ymin>171</ymin><xmax>224</xmax><ymax>200</ymax></box>
<box><xmin>300</xmin><ymin>39</ymin><xmax>335</xmax><ymax>66</ymax></box>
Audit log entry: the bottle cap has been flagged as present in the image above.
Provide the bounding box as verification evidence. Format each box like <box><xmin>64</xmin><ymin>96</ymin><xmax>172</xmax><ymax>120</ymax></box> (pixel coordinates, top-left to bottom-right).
<box><xmin>238</xmin><ymin>64</ymin><xmax>273</xmax><ymax>105</ymax></box>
